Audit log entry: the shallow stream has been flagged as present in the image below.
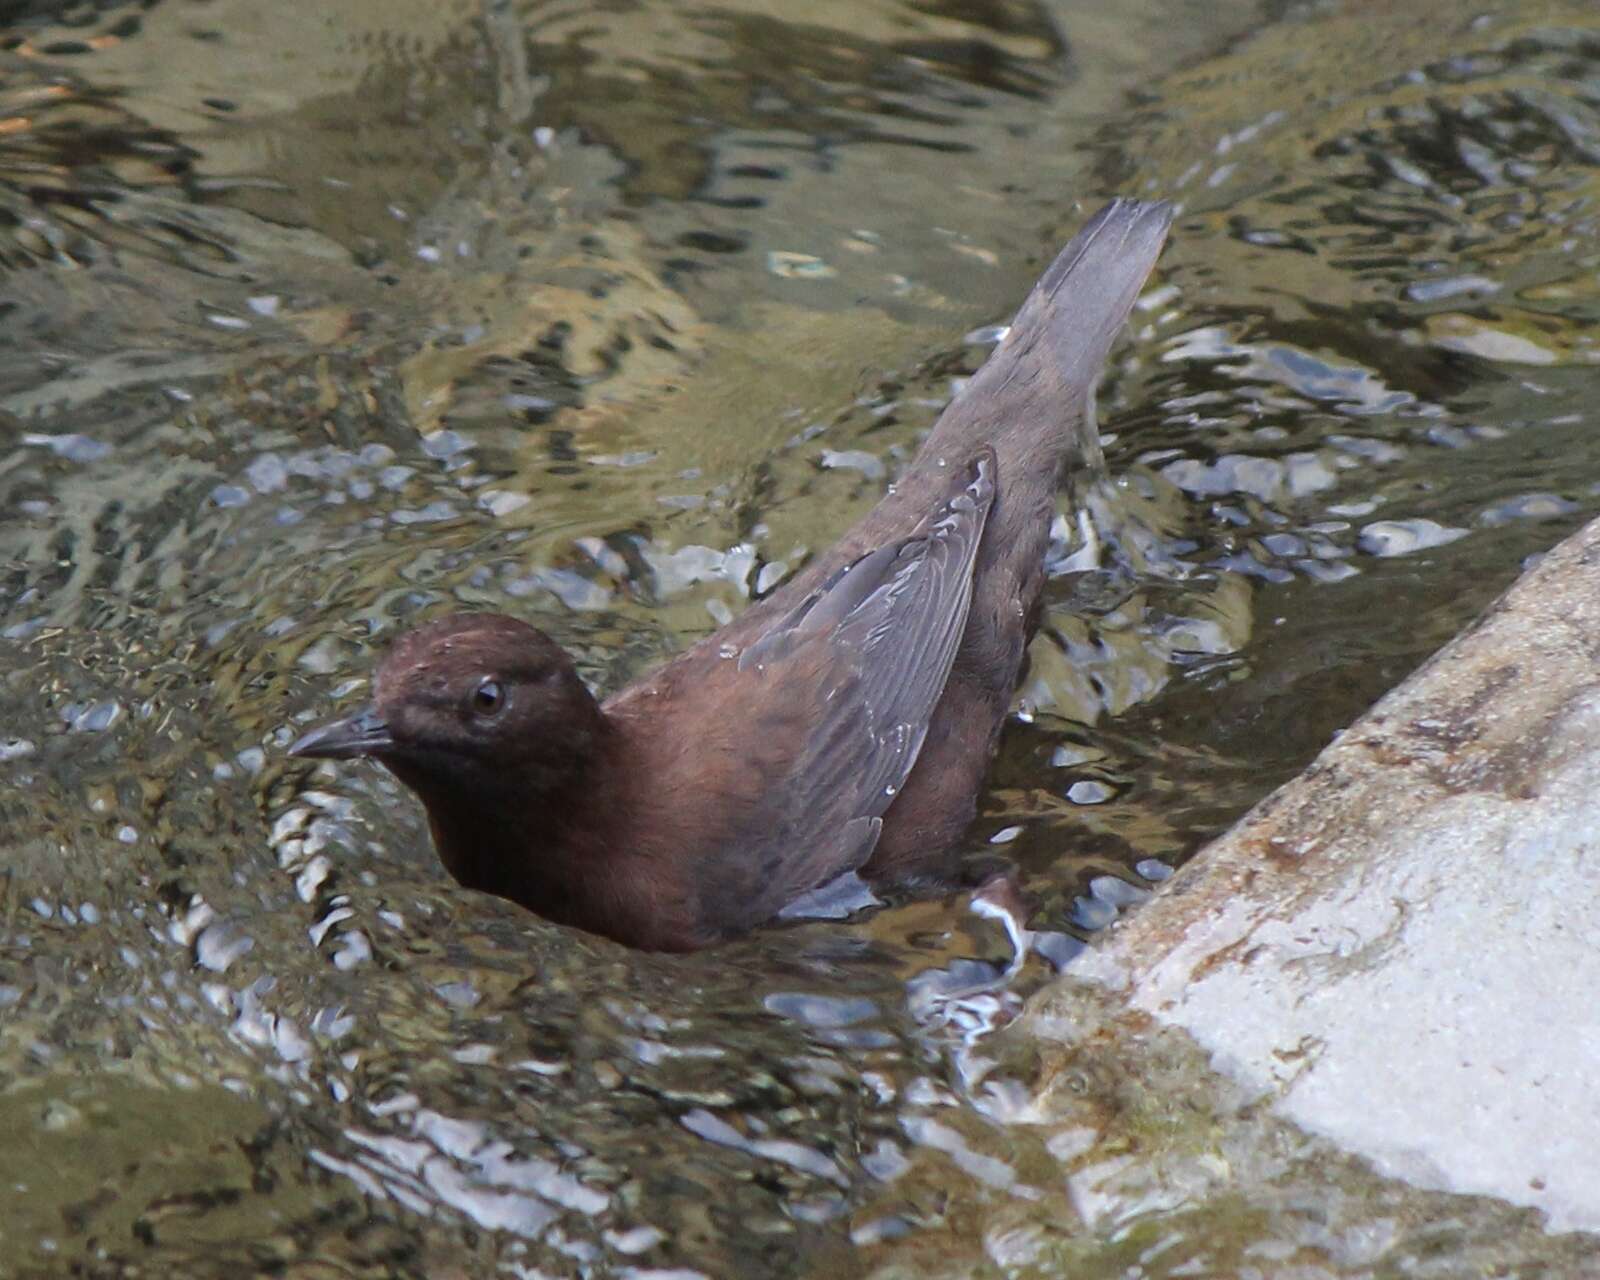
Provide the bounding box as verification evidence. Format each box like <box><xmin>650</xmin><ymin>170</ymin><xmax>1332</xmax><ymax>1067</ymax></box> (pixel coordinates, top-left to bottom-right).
<box><xmin>5</xmin><ymin>0</ymin><xmax>1600</xmax><ymax>1275</ymax></box>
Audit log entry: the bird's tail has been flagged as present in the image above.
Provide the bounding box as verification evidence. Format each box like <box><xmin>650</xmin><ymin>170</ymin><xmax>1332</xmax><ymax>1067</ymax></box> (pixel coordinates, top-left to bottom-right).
<box><xmin>921</xmin><ymin>198</ymin><xmax>1173</xmax><ymax>473</ymax></box>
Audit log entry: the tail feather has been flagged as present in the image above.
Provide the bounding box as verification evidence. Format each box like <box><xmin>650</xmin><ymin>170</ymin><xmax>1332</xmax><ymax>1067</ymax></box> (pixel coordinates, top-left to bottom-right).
<box><xmin>922</xmin><ymin>198</ymin><xmax>1173</xmax><ymax>467</ymax></box>
<box><xmin>1030</xmin><ymin>198</ymin><xmax>1173</xmax><ymax>313</ymax></box>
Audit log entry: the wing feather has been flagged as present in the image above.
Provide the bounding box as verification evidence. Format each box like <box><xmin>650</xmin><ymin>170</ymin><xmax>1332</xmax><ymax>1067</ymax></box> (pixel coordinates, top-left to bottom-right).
<box><xmin>707</xmin><ymin>448</ymin><xmax>997</xmax><ymax>931</ymax></box>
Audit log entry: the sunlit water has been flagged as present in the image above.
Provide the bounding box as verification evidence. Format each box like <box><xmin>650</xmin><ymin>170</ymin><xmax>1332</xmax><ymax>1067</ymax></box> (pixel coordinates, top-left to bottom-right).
<box><xmin>4</xmin><ymin>0</ymin><xmax>1600</xmax><ymax>1275</ymax></box>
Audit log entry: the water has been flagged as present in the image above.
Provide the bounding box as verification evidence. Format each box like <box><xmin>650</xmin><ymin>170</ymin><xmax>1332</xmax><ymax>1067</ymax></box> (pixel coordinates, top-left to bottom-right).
<box><xmin>4</xmin><ymin>0</ymin><xmax>1600</xmax><ymax>1274</ymax></box>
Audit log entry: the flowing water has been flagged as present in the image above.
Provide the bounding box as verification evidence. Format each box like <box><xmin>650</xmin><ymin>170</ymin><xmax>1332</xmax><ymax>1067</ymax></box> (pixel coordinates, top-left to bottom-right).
<box><xmin>4</xmin><ymin>0</ymin><xmax>1600</xmax><ymax>1275</ymax></box>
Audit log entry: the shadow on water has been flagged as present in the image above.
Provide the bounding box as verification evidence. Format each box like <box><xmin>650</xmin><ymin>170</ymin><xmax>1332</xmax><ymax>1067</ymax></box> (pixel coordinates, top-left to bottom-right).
<box><xmin>5</xmin><ymin>0</ymin><xmax>1600</xmax><ymax>1274</ymax></box>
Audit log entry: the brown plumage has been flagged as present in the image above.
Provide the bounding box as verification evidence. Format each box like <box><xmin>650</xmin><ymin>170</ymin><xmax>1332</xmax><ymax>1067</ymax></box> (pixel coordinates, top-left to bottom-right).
<box><xmin>289</xmin><ymin>199</ymin><xmax>1173</xmax><ymax>951</ymax></box>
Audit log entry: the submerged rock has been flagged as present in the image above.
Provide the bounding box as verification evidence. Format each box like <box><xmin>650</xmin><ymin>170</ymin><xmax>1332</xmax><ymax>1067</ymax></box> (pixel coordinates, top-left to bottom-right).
<box><xmin>1073</xmin><ymin>513</ymin><xmax>1600</xmax><ymax>1233</ymax></box>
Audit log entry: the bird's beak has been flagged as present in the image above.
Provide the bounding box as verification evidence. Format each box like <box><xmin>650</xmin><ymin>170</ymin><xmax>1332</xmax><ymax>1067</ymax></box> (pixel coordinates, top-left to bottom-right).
<box><xmin>288</xmin><ymin>705</ymin><xmax>393</xmax><ymax>760</ymax></box>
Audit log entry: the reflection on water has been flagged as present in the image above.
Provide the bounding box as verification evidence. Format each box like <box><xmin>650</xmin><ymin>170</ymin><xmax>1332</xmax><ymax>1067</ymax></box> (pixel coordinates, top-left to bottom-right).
<box><xmin>5</xmin><ymin>0</ymin><xmax>1600</xmax><ymax>1274</ymax></box>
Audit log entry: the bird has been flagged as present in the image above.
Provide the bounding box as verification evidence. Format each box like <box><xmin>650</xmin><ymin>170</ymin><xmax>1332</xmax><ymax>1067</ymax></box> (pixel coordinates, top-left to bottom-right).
<box><xmin>289</xmin><ymin>198</ymin><xmax>1174</xmax><ymax>951</ymax></box>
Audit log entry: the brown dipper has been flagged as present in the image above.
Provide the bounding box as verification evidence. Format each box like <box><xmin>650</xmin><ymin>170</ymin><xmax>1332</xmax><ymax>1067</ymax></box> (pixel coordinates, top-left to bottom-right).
<box><xmin>290</xmin><ymin>199</ymin><xmax>1173</xmax><ymax>951</ymax></box>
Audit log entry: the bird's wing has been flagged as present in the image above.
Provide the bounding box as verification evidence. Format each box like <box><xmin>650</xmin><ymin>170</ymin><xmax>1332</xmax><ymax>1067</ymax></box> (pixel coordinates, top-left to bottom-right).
<box><xmin>699</xmin><ymin>448</ymin><xmax>996</xmax><ymax>934</ymax></box>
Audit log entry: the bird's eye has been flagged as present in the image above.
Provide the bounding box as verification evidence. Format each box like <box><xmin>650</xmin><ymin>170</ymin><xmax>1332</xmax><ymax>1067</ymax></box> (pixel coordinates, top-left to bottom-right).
<box><xmin>470</xmin><ymin>678</ymin><xmax>504</xmax><ymax>716</ymax></box>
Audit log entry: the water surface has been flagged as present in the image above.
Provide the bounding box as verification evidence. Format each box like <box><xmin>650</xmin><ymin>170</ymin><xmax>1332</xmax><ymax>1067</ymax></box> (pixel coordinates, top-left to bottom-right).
<box><xmin>4</xmin><ymin>0</ymin><xmax>1600</xmax><ymax>1274</ymax></box>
